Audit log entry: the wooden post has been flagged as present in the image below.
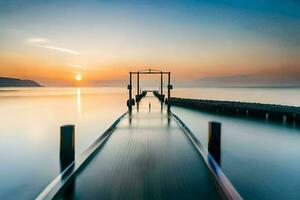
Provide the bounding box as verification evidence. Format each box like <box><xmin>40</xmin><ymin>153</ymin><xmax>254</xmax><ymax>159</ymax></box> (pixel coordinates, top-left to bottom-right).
<box><xmin>128</xmin><ymin>72</ymin><xmax>132</xmax><ymax>111</ymax></box>
<box><xmin>167</xmin><ymin>72</ymin><xmax>172</xmax><ymax>111</ymax></box>
<box><xmin>129</xmin><ymin>72</ymin><xmax>132</xmax><ymax>102</ymax></box>
<box><xmin>167</xmin><ymin>72</ymin><xmax>170</xmax><ymax>101</ymax></box>
<box><xmin>60</xmin><ymin>125</ymin><xmax>75</xmax><ymax>170</ymax></box>
<box><xmin>208</xmin><ymin>121</ymin><xmax>221</xmax><ymax>165</ymax></box>
<box><xmin>160</xmin><ymin>71</ymin><xmax>163</xmax><ymax>95</ymax></box>
<box><xmin>137</xmin><ymin>72</ymin><xmax>140</xmax><ymax>96</ymax></box>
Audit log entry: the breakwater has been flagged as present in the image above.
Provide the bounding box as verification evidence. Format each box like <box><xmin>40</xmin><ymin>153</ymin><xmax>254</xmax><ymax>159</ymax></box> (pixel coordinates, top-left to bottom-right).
<box><xmin>169</xmin><ymin>97</ymin><xmax>300</xmax><ymax>123</ymax></box>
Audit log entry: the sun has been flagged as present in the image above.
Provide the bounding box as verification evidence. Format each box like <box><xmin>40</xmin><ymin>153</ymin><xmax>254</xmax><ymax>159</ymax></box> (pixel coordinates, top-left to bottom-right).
<box><xmin>75</xmin><ymin>74</ymin><xmax>82</xmax><ymax>81</ymax></box>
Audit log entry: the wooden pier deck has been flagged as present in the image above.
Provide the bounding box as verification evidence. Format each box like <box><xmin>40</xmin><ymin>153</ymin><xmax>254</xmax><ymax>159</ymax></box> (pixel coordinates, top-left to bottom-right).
<box><xmin>37</xmin><ymin>94</ymin><xmax>241</xmax><ymax>200</ymax></box>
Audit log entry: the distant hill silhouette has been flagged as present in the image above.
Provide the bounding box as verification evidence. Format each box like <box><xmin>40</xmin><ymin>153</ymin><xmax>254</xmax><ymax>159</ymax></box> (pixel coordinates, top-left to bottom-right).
<box><xmin>0</xmin><ymin>77</ymin><xmax>42</xmax><ymax>87</ymax></box>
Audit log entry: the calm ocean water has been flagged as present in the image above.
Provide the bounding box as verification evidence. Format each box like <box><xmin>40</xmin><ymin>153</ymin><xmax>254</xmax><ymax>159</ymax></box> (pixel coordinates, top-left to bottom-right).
<box><xmin>0</xmin><ymin>87</ymin><xmax>300</xmax><ymax>199</ymax></box>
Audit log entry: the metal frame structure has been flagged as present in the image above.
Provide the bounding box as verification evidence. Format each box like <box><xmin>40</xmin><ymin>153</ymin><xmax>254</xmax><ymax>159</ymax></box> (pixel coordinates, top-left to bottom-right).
<box><xmin>127</xmin><ymin>69</ymin><xmax>173</xmax><ymax>111</ymax></box>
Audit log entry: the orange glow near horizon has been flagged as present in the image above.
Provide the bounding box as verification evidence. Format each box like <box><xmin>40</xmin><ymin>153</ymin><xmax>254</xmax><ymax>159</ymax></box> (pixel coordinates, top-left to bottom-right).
<box><xmin>0</xmin><ymin>1</ymin><xmax>300</xmax><ymax>86</ymax></box>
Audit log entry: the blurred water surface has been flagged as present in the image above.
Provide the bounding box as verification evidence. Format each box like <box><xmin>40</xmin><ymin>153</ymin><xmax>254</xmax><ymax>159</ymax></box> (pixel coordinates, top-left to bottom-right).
<box><xmin>1</xmin><ymin>87</ymin><xmax>300</xmax><ymax>199</ymax></box>
<box><xmin>0</xmin><ymin>87</ymin><xmax>126</xmax><ymax>199</ymax></box>
<box><xmin>173</xmin><ymin>87</ymin><xmax>300</xmax><ymax>200</ymax></box>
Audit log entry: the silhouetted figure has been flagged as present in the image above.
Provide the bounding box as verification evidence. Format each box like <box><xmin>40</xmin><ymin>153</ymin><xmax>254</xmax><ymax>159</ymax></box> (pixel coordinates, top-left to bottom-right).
<box><xmin>167</xmin><ymin>113</ymin><xmax>171</xmax><ymax>127</ymax></box>
<box><xmin>129</xmin><ymin>111</ymin><xmax>132</xmax><ymax>126</ymax></box>
<box><xmin>149</xmin><ymin>102</ymin><xmax>151</xmax><ymax>111</ymax></box>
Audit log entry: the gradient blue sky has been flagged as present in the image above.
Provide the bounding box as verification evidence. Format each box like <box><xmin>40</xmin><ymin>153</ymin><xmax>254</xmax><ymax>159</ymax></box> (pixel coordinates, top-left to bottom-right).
<box><xmin>0</xmin><ymin>0</ymin><xmax>299</xmax><ymax>86</ymax></box>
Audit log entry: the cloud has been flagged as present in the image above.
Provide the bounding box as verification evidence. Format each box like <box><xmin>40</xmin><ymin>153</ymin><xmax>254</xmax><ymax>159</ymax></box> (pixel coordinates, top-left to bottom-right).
<box><xmin>38</xmin><ymin>45</ymin><xmax>79</xmax><ymax>55</ymax></box>
<box><xmin>25</xmin><ymin>37</ymin><xmax>79</xmax><ymax>55</ymax></box>
<box><xmin>26</xmin><ymin>37</ymin><xmax>50</xmax><ymax>44</ymax></box>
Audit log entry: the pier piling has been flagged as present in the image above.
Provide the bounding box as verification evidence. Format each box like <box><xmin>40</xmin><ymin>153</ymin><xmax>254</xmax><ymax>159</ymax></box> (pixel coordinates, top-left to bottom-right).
<box><xmin>60</xmin><ymin>125</ymin><xmax>75</xmax><ymax>170</ymax></box>
<box><xmin>160</xmin><ymin>71</ymin><xmax>163</xmax><ymax>95</ymax></box>
<box><xmin>208</xmin><ymin>122</ymin><xmax>221</xmax><ymax>165</ymax></box>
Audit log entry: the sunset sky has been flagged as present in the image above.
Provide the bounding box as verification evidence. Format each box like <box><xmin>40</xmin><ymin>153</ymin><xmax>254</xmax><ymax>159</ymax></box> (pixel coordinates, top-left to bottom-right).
<box><xmin>0</xmin><ymin>0</ymin><xmax>299</xmax><ymax>86</ymax></box>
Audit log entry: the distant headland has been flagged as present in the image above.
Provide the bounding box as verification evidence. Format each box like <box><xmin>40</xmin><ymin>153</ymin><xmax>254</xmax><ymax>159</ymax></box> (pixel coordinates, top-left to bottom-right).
<box><xmin>0</xmin><ymin>77</ymin><xmax>42</xmax><ymax>87</ymax></box>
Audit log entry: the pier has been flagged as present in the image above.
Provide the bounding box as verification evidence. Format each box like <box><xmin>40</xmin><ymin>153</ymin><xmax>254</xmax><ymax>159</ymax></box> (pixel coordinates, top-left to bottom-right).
<box><xmin>37</xmin><ymin>95</ymin><xmax>241</xmax><ymax>200</ymax></box>
<box><xmin>36</xmin><ymin>70</ymin><xmax>241</xmax><ymax>200</ymax></box>
<box><xmin>36</xmin><ymin>69</ymin><xmax>300</xmax><ymax>199</ymax></box>
<box><xmin>169</xmin><ymin>97</ymin><xmax>300</xmax><ymax>123</ymax></box>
